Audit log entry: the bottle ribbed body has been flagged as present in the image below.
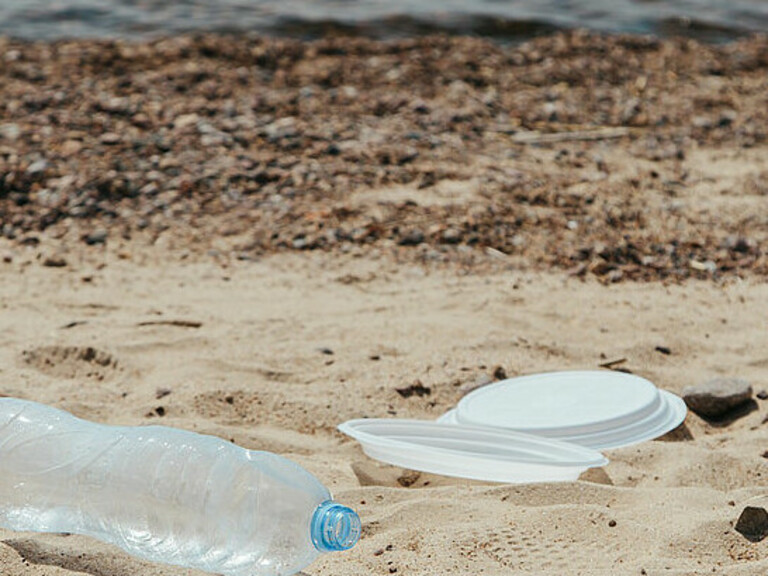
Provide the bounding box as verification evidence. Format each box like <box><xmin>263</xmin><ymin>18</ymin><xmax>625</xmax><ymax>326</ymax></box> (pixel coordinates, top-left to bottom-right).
<box><xmin>0</xmin><ymin>398</ymin><xmax>336</xmax><ymax>576</ymax></box>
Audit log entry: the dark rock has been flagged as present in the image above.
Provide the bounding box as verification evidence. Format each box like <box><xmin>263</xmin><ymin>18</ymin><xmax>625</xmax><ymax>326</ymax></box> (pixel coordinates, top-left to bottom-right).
<box><xmin>757</xmin><ymin>390</ymin><xmax>768</xmax><ymax>400</ymax></box>
<box><xmin>155</xmin><ymin>387</ymin><xmax>172</xmax><ymax>399</ymax></box>
<box><xmin>396</xmin><ymin>470</ymin><xmax>421</xmax><ymax>487</ymax></box>
<box><xmin>655</xmin><ymin>346</ymin><xmax>671</xmax><ymax>355</ymax></box>
<box><xmin>318</xmin><ymin>347</ymin><xmax>334</xmax><ymax>355</ymax></box>
<box><xmin>682</xmin><ymin>378</ymin><xmax>752</xmax><ymax>418</ymax></box>
<box><xmin>398</xmin><ymin>230</ymin><xmax>424</xmax><ymax>246</ymax></box>
<box><xmin>42</xmin><ymin>255</ymin><xmax>67</xmax><ymax>268</ymax></box>
<box><xmin>492</xmin><ymin>365</ymin><xmax>507</xmax><ymax>380</ymax></box>
<box><xmin>735</xmin><ymin>507</ymin><xmax>768</xmax><ymax>542</ymax></box>
<box><xmin>395</xmin><ymin>381</ymin><xmax>431</xmax><ymax>398</ymax></box>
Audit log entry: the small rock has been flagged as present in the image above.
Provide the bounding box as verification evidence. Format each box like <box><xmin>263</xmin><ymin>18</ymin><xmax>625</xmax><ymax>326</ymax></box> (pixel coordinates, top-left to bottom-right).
<box><xmin>398</xmin><ymin>230</ymin><xmax>424</xmax><ymax>246</ymax></box>
<box><xmin>42</xmin><ymin>255</ymin><xmax>67</xmax><ymax>268</ymax></box>
<box><xmin>492</xmin><ymin>365</ymin><xmax>507</xmax><ymax>380</ymax></box>
<box><xmin>718</xmin><ymin>110</ymin><xmax>737</xmax><ymax>127</ymax></box>
<box><xmin>264</xmin><ymin>117</ymin><xmax>297</xmax><ymax>141</ymax></box>
<box><xmin>757</xmin><ymin>390</ymin><xmax>768</xmax><ymax>400</ymax></box>
<box><xmin>655</xmin><ymin>346</ymin><xmax>671</xmax><ymax>355</ymax></box>
<box><xmin>0</xmin><ymin>123</ymin><xmax>20</xmax><ymax>141</ymax></box>
<box><xmin>83</xmin><ymin>229</ymin><xmax>108</xmax><ymax>245</ymax></box>
<box><xmin>26</xmin><ymin>159</ymin><xmax>48</xmax><ymax>175</ymax></box>
<box><xmin>292</xmin><ymin>237</ymin><xmax>308</xmax><ymax>250</ymax></box>
<box><xmin>61</xmin><ymin>139</ymin><xmax>83</xmax><ymax>157</ymax></box>
<box><xmin>395</xmin><ymin>381</ymin><xmax>431</xmax><ymax>398</ymax></box>
<box><xmin>318</xmin><ymin>347</ymin><xmax>334</xmax><ymax>355</ymax></box>
<box><xmin>682</xmin><ymin>378</ymin><xmax>752</xmax><ymax>418</ymax></box>
<box><xmin>155</xmin><ymin>387</ymin><xmax>172</xmax><ymax>399</ymax></box>
<box><xmin>99</xmin><ymin>132</ymin><xmax>121</xmax><ymax>145</ymax></box>
<box><xmin>173</xmin><ymin>113</ymin><xmax>199</xmax><ymax>130</ymax></box>
<box><xmin>2</xmin><ymin>252</ymin><xmax>12</xmax><ymax>263</ymax></box>
<box><xmin>396</xmin><ymin>470</ymin><xmax>421</xmax><ymax>487</ymax></box>
<box><xmin>735</xmin><ymin>506</ymin><xmax>768</xmax><ymax>542</ymax></box>
<box><xmin>441</xmin><ymin>228</ymin><xmax>462</xmax><ymax>244</ymax></box>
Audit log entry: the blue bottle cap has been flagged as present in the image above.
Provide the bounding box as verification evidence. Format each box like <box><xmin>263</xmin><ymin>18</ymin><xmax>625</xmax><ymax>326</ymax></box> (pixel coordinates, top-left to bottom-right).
<box><xmin>311</xmin><ymin>500</ymin><xmax>361</xmax><ymax>552</ymax></box>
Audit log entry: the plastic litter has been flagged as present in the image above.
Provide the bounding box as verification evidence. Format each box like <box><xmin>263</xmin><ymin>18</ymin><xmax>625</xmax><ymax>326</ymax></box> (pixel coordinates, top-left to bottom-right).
<box><xmin>0</xmin><ymin>398</ymin><xmax>360</xmax><ymax>576</ymax></box>
<box><xmin>445</xmin><ymin>370</ymin><xmax>687</xmax><ymax>450</ymax></box>
<box><xmin>338</xmin><ymin>419</ymin><xmax>607</xmax><ymax>483</ymax></box>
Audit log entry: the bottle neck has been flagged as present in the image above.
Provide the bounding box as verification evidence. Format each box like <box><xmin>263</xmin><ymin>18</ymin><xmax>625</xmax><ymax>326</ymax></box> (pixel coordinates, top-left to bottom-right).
<box><xmin>311</xmin><ymin>500</ymin><xmax>361</xmax><ymax>553</ymax></box>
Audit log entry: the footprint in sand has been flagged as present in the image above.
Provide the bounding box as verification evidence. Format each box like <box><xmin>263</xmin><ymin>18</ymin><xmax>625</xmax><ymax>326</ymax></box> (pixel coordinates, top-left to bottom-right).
<box><xmin>20</xmin><ymin>346</ymin><xmax>120</xmax><ymax>381</ymax></box>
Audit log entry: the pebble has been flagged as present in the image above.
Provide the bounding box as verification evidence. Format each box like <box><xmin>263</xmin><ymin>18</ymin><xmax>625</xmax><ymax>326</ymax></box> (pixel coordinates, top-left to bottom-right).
<box><xmin>398</xmin><ymin>230</ymin><xmax>424</xmax><ymax>246</ymax></box>
<box><xmin>0</xmin><ymin>123</ymin><xmax>20</xmax><ymax>141</ymax></box>
<box><xmin>441</xmin><ymin>228</ymin><xmax>462</xmax><ymax>244</ymax></box>
<box><xmin>173</xmin><ymin>113</ymin><xmax>199</xmax><ymax>130</ymax></box>
<box><xmin>395</xmin><ymin>381</ymin><xmax>431</xmax><ymax>398</ymax></box>
<box><xmin>42</xmin><ymin>255</ymin><xmax>67</xmax><ymax>268</ymax></box>
<box><xmin>99</xmin><ymin>132</ymin><xmax>122</xmax><ymax>145</ymax></box>
<box><xmin>682</xmin><ymin>378</ymin><xmax>753</xmax><ymax>418</ymax></box>
<box><xmin>60</xmin><ymin>140</ymin><xmax>83</xmax><ymax>156</ymax></box>
<box><xmin>735</xmin><ymin>506</ymin><xmax>768</xmax><ymax>542</ymax></box>
<box><xmin>26</xmin><ymin>159</ymin><xmax>48</xmax><ymax>175</ymax></box>
<box><xmin>0</xmin><ymin>34</ymin><xmax>765</xmax><ymax>285</ymax></box>
<box><xmin>83</xmin><ymin>229</ymin><xmax>108</xmax><ymax>245</ymax></box>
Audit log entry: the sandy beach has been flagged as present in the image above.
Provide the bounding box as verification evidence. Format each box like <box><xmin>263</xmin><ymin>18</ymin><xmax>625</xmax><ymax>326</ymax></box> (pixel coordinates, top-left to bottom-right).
<box><xmin>1</xmin><ymin>31</ymin><xmax>768</xmax><ymax>575</ymax></box>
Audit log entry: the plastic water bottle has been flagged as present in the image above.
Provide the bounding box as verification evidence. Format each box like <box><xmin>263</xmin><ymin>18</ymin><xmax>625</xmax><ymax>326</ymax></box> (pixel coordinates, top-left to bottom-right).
<box><xmin>0</xmin><ymin>398</ymin><xmax>360</xmax><ymax>576</ymax></box>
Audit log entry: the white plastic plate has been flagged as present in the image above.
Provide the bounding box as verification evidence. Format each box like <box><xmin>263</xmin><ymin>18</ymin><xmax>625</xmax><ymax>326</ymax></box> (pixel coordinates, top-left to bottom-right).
<box><xmin>338</xmin><ymin>419</ymin><xmax>608</xmax><ymax>484</ymax></box>
<box><xmin>448</xmin><ymin>371</ymin><xmax>687</xmax><ymax>450</ymax></box>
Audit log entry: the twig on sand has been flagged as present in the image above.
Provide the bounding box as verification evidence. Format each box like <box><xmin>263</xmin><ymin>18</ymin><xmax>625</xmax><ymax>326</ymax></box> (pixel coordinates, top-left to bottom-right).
<box><xmin>599</xmin><ymin>357</ymin><xmax>628</xmax><ymax>369</ymax></box>
<box><xmin>137</xmin><ymin>320</ymin><xmax>203</xmax><ymax>328</ymax></box>
<box><xmin>510</xmin><ymin>127</ymin><xmax>631</xmax><ymax>144</ymax></box>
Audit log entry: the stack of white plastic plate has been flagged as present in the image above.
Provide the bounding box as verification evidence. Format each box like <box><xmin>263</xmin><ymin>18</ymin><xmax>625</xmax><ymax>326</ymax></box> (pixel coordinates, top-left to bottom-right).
<box><xmin>339</xmin><ymin>371</ymin><xmax>686</xmax><ymax>483</ymax></box>
<box><xmin>438</xmin><ymin>371</ymin><xmax>687</xmax><ymax>450</ymax></box>
<box><xmin>338</xmin><ymin>419</ymin><xmax>608</xmax><ymax>484</ymax></box>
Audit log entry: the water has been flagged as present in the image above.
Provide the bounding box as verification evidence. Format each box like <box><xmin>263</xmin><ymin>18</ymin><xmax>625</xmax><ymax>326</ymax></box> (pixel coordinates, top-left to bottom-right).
<box><xmin>0</xmin><ymin>0</ymin><xmax>766</xmax><ymax>42</ymax></box>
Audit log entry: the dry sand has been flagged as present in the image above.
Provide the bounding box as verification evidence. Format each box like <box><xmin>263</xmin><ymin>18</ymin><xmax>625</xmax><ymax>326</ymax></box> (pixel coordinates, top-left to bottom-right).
<box><xmin>1</xmin><ymin>246</ymin><xmax>767</xmax><ymax>575</ymax></box>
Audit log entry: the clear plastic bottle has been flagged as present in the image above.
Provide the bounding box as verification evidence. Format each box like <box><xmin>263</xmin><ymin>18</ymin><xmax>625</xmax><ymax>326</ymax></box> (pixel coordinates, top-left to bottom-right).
<box><xmin>0</xmin><ymin>398</ymin><xmax>360</xmax><ymax>576</ymax></box>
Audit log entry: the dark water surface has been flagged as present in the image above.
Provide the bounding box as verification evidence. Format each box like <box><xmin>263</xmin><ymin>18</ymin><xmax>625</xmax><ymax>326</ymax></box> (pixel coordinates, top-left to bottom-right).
<box><xmin>1</xmin><ymin>0</ymin><xmax>767</xmax><ymax>42</ymax></box>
